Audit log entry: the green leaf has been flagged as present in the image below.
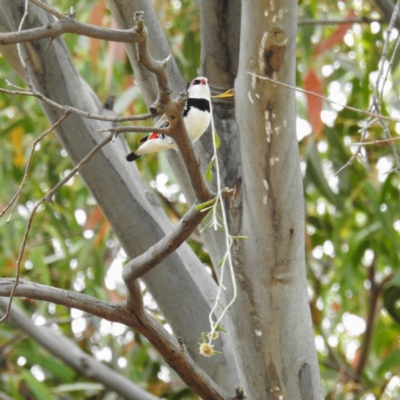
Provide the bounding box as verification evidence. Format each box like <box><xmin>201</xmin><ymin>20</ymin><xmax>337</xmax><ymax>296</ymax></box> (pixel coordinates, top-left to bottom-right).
<box><xmin>214</xmin><ymin>324</ymin><xmax>227</xmax><ymax>333</ymax></box>
<box><xmin>195</xmin><ymin>198</ymin><xmax>216</xmax><ymax>211</ymax></box>
<box><xmin>213</xmin><ymin>131</ymin><xmax>221</xmax><ymax>149</ymax></box>
<box><xmin>231</xmin><ymin>235</ymin><xmax>250</xmax><ymax>240</ymax></box>
<box><xmin>205</xmin><ymin>159</ymin><xmax>213</xmax><ymax>182</ymax></box>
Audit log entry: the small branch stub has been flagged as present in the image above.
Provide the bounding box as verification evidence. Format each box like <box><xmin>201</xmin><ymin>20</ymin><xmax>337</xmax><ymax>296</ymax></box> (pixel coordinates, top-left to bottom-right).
<box><xmin>133</xmin><ymin>11</ymin><xmax>144</xmax><ymax>31</ymax></box>
<box><xmin>177</xmin><ymin>90</ymin><xmax>189</xmax><ymax>105</ymax></box>
<box><xmin>234</xmin><ymin>386</ymin><xmax>246</xmax><ymax>400</ymax></box>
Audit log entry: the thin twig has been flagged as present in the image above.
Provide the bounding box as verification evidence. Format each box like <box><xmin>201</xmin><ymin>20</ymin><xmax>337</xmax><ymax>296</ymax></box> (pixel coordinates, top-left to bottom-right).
<box><xmin>350</xmin><ymin>136</ymin><xmax>400</xmax><ymax>145</ymax></box>
<box><xmin>0</xmin><ymin>133</ymin><xmax>114</xmax><ymax>322</ymax></box>
<box><xmin>373</xmin><ymin>0</ymin><xmax>400</xmax><ymax>171</ymax></box>
<box><xmin>337</xmin><ymin>0</ymin><xmax>400</xmax><ymax>175</ymax></box>
<box><xmin>0</xmin><ymin>84</ymin><xmax>154</xmax><ymax>123</ymax></box>
<box><xmin>29</xmin><ymin>0</ymin><xmax>64</xmax><ymax>19</ymax></box>
<box><xmin>247</xmin><ymin>72</ymin><xmax>400</xmax><ymax>124</ymax></box>
<box><xmin>0</xmin><ymin>112</ymin><xmax>70</xmax><ymax>221</ymax></box>
<box><xmin>97</xmin><ymin>126</ymin><xmax>166</xmax><ymax>134</ymax></box>
<box><xmin>298</xmin><ymin>17</ymin><xmax>387</xmax><ymax>26</ymax></box>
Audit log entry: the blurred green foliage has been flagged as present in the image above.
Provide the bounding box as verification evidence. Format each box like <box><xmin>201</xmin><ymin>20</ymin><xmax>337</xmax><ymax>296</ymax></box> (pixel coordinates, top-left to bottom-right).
<box><xmin>0</xmin><ymin>0</ymin><xmax>400</xmax><ymax>399</ymax></box>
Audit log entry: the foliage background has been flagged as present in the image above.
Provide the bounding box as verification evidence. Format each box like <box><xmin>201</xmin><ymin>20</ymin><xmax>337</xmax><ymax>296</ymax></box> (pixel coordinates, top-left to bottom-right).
<box><xmin>0</xmin><ymin>0</ymin><xmax>399</xmax><ymax>399</ymax></box>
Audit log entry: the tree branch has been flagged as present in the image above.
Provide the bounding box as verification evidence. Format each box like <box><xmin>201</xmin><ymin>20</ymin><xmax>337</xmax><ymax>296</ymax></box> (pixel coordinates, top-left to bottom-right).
<box><xmin>99</xmin><ymin>125</ymin><xmax>167</xmax><ymax>134</ymax></box>
<box><xmin>0</xmin><ymin>0</ymin><xmax>143</xmax><ymax>45</ymax></box>
<box><xmin>0</xmin><ymin>279</ymin><xmax>128</xmax><ymax>322</ymax></box>
<box><xmin>131</xmin><ymin>11</ymin><xmax>172</xmax><ymax>113</ymax></box>
<box><xmin>0</xmin><ymin>84</ymin><xmax>154</xmax><ymax>123</ymax></box>
<box><xmin>247</xmin><ymin>72</ymin><xmax>400</xmax><ymax>124</ymax></box>
<box><xmin>124</xmin><ymin>188</ymin><xmax>232</xmax><ymax>282</ymax></box>
<box><xmin>0</xmin><ymin>299</ymin><xmax>158</xmax><ymax>400</ymax></box>
<box><xmin>0</xmin><ymin>280</ymin><xmax>237</xmax><ymax>400</ymax></box>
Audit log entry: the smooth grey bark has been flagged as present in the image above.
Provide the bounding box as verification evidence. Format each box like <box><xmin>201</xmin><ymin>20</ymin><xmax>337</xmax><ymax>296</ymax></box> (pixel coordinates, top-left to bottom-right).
<box><xmin>0</xmin><ymin>0</ymin><xmax>238</xmax><ymax>390</ymax></box>
<box><xmin>0</xmin><ymin>298</ymin><xmax>158</xmax><ymax>400</ymax></box>
<box><xmin>231</xmin><ymin>0</ymin><xmax>323</xmax><ymax>398</ymax></box>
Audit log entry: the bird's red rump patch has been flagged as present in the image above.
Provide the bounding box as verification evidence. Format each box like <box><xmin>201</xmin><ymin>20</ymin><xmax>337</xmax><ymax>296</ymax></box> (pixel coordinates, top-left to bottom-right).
<box><xmin>148</xmin><ymin>133</ymin><xmax>159</xmax><ymax>140</ymax></box>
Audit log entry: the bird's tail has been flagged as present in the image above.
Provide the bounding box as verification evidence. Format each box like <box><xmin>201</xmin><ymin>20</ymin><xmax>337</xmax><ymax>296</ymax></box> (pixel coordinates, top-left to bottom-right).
<box><xmin>126</xmin><ymin>152</ymin><xmax>140</xmax><ymax>162</ymax></box>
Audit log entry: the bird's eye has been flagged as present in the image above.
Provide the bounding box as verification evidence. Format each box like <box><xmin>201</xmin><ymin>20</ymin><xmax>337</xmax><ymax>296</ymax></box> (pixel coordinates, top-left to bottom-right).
<box><xmin>194</xmin><ymin>79</ymin><xmax>201</xmax><ymax>85</ymax></box>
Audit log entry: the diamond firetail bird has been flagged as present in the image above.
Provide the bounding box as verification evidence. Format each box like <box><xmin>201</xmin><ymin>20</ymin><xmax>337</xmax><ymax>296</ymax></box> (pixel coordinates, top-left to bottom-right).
<box><xmin>126</xmin><ymin>77</ymin><xmax>213</xmax><ymax>162</ymax></box>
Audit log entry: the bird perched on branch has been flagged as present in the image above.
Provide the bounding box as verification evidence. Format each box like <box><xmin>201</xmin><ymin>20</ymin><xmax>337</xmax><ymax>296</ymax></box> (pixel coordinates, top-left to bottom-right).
<box><xmin>126</xmin><ymin>77</ymin><xmax>230</xmax><ymax>162</ymax></box>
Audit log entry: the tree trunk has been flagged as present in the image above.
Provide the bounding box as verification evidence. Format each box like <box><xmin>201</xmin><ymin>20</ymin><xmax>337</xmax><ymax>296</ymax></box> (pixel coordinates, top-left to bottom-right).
<box><xmin>230</xmin><ymin>0</ymin><xmax>323</xmax><ymax>398</ymax></box>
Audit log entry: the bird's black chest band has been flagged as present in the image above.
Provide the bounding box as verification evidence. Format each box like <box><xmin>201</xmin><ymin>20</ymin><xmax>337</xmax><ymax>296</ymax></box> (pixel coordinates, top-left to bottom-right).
<box><xmin>184</xmin><ymin>98</ymin><xmax>211</xmax><ymax>117</ymax></box>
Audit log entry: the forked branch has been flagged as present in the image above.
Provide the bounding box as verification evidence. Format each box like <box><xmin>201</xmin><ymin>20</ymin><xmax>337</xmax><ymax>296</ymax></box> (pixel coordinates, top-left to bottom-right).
<box><xmin>0</xmin><ymin>0</ymin><xmax>143</xmax><ymax>45</ymax></box>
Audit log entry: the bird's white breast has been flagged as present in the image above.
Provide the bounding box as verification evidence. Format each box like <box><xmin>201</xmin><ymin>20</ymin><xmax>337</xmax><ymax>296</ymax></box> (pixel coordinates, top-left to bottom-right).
<box><xmin>184</xmin><ymin>107</ymin><xmax>211</xmax><ymax>143</ymax></box>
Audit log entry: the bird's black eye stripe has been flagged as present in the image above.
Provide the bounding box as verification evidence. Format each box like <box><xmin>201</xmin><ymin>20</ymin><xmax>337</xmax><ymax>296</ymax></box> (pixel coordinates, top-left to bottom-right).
<box><xmin>193</xmin><ymin>79</ymin><xmax>201</xmax><ymax>85</ymax></box>
<box><xmin>161</xmin><ymin>122</ymin><xmax>169</xmax><ymax>128</ymax></box>
<box><xmin>159</xmin><ymin>134</ymin><xmax>165</xmax><ymax>139</ymax></box>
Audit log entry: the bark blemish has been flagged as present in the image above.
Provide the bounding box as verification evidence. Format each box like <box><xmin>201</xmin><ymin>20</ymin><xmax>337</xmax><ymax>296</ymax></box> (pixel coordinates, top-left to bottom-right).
<box><xmin>262</xmin><ymin>179</ymin><xmax>269</xmax><ymax>205</ymax></box>
<box><xmin>259</xmin><ymin>28</ymin><xmax>287</xmax><ymax>77</ymax></box>
<box><xmin>264</xmin><ymin>103</ymin><xmax>274</xmax><ymax>143</ymax></box>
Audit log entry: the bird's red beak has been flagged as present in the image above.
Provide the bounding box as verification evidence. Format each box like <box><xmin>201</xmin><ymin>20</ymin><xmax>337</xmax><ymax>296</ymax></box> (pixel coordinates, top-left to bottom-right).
<box><xmin>200</xmin><ymin>78</ymin><xmax>207</xmax><ymax>85</ymax></box>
